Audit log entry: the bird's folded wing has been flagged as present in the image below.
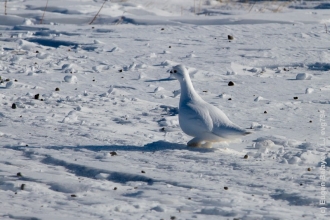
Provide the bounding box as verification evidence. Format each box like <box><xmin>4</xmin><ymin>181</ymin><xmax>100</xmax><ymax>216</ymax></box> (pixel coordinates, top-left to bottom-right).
<box><xmin>183</xmin><ymin>102</ymin><xmax>213</xmax><ymax>132</ymax></box>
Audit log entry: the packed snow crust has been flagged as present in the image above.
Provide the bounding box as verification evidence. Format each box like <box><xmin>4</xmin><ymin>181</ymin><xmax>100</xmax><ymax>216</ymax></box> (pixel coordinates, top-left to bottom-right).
<box><xmin>0</xmin><ymin>0</ymin><xmax>329</xmax><ymax>219</ymax></box>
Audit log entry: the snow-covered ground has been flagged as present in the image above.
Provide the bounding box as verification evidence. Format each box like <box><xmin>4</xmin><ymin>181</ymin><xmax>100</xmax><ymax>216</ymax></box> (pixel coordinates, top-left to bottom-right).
<box><xmin>0</xmin><ymin>0</ymin><xmax>329</xmax><ymax>219</ymax></box>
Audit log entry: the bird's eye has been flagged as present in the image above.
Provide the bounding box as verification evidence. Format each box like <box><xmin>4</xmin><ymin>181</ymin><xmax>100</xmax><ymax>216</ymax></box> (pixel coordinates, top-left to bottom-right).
<box><xmin>174</xmin><ymin>70</ymin><xmax>177</xmax><ymax>73</ymax></box>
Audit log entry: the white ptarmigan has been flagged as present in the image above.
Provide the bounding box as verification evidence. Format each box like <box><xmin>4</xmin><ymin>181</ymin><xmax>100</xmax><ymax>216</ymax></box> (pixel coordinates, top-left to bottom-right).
<box><xmin>170</xmin><ymin>64</ymin><xmax>251</xmax><ymax>148</ymax></box>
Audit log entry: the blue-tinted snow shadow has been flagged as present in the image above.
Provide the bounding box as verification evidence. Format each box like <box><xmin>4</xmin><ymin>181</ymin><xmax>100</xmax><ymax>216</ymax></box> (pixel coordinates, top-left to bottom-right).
<box><xmin>4</xmin><ymin>141</ymin><xmax>215</xmax><ymax>188</ymax></box>
<box><xmin>144</xmin><ymin>78</ymin><xmax>176</xmax><ymax>82</ymax></box>
<box><xmin>24</xmin><ymin>38</ymin><xmax>101</xmax><ymax>51</ymax></box>
<box><xmin>41</xmin><ymin>155</ymin><xmax>156</xmax><ymax>185</ymax></box>
<box><xmin>290</xmin><ymin>3</ymin><xmax>330</xmax><ymax>10</ymax></box>
<box><xmin>270</xmin><ymin>189</ymin><xmax>326</xmax><ymax>207</ymax></box>
<box><xmin>2</xmin><ymin>215</ymin><xmax>41</xmax><ymax>220</ymax></box>
<box><xmin>307</xmin><ymin>62</ymin><xmax>330</xmax><ymax>71</ymax></box>
<box><xmin>25</xmin><ymin>38</ymin><xmax>79</xmax><ymax>48</ymax></box>
<box><xmin>46</xmin><ymin>140</ymin><xmax>217</xmax><ymax>153</ymax></box>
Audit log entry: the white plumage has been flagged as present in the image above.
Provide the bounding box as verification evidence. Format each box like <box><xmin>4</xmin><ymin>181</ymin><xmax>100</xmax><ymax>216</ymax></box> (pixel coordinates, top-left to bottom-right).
<box><xmin>170</xmin><ymin>64</ymin><xmax>250</xmax><ymax>148</ymax></box>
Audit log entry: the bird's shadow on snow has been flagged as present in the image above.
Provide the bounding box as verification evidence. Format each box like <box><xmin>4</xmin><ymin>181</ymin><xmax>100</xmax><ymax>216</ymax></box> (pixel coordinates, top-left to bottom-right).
<box><xmin>46</xmin><ymin>140</ymin><xmax>217</xmax><ymax>153</ymax></box>
<box><xmin>144</xmin><ymin>78</ymin><xmax>176</xmax><ymax>82</ymax></box>
<box><xmin>3</xmin><ymin>141</ymin><xmax>215</xmax><ymax>189</ymax></box>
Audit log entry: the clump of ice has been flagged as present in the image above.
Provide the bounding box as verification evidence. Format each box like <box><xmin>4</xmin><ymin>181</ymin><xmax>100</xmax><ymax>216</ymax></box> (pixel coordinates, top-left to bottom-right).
<box><xmin>23</xmin><ymin>19</ymin><xmax>34</xmax><ymax>25</ymax></box>
<box><xmin>255</xmin><ymin>139</ymin><xmax>275</xmax><ymax>149</ymax></box>
<box><xmin>154</xmin><ymin>87</ymin><xmax>164</xmax><ymax>93</ymax></box>
<box><xmin>62</xmin><ymin>64</ymin><xmax>79</xmax><ymax>73</ymax></box>
<box><xmin>226</xmin><ymin>71</ymin><xmax>237</xmax><ymax>75</ymax></box>
<box><xmin>64</xmin><ymin>75</ymin><xmax>78</xmax><ymax>83</ymax></box>
<box><xmin>161</xmin><ymin>60</ymin><xmax>177</xmax><ymax>66</ymax></box>
<box><xmin>305</xmin><ymin>88</ymin><xmax>314</xmax><ymax>94</ymax></box>
<box><xmin>5</xmin><ymin>81</ymin><xmax>14</xmax><ymax>89</ymax></box>
<box><xmin>254</xmin><ymin>96</ymin><xmax>266</xmax><ymax>102</ymax></box>
<box><xmin>62</xmin><ymin>111</ymin><xmax>78</xmax><ymax>123</ymax></box>
<box><xmin>219</xmin><ymin>93</ymin><xmax>231</xmax><ymax>99</ymax></box>
<box><xmin>296</xmin><ymin>73</ymin><xmax>312</xmax><ymax>80</ymax></box>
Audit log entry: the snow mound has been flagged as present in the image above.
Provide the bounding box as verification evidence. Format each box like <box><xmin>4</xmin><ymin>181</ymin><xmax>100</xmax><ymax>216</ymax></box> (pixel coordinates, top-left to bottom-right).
<box><xmin>305</xmin><ymin>88</ymin><xmax>314</xmax><ymax>94</ymax></box>
<box><xmin>254</xmin><ymin>96</ymin><xmax>267</xmax><ymax>102</ymax></box>
<box><xmin>64</xmin><ymin>75</ymin><xmax>78</xmax><ymax>83</ymax></box>
<box><xmin>161</xmin><ymin>60</ymin><xmax>178</xmax><ymax>66</ymax></box>
<box><xmin>109</xmin><ymin>47</ymin><xmax>124</xmax><ymax>52</ymax></box>
<box><xmin>5</xmin><ymin>81</ymin><xmax>14</xmax><ymax>89</ymax></box>
<box><xmin>62</xmin><ymin>63</ymin><xmax>79</xmax><ymax>73</ymax></box>
<box><xmin>296</xmin><ymin>73</ymin><xmax>312</xmax><ymax>80</ymax></box>
<box><xmin>18</xmin><ymin>39</ymin><xmax>38</xmax><ymax>51</ymax></box>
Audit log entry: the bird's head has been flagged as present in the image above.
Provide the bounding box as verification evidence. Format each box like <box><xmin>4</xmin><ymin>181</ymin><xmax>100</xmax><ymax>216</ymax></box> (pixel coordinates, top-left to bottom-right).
<box><xmin>169</xmin><ymin>64</ymin><xmax>188</xmax><ymax>81</ymax></box>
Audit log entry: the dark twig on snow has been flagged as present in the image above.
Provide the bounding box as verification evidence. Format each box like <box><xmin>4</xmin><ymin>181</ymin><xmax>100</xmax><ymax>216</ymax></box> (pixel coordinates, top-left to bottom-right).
<box><xmin>40</xmin><ymin>0</ymin><xmax>49</xmax><ymax>24</ymax></box>
<box><xmin>325</xmin><ymin>24</ymin><xmax>328</xmax><ymax>34</ymax></box>
<box><xmin>89</xmin><ymin>0</ymin><xmax>107</xmax><ymax>25</ymax></box>
<box><xmin>5</xmin><ymin>0</ymin><xmax>7</xmax><ymax>15</ymax></box>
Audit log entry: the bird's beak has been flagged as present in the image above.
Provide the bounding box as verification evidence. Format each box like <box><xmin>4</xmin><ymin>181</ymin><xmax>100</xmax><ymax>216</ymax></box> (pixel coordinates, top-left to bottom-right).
<box><xmin>170</xmin><ymin>70</ymin><xmax>173</xmax><ymax>74</ymax></box>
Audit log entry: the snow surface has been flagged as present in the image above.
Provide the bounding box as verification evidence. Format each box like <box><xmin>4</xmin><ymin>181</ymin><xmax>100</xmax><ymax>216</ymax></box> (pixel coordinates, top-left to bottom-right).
<box><xmin>0</xmin><ymin>0</ymin><xmax>329</xmax><ymax>219</ymax></box>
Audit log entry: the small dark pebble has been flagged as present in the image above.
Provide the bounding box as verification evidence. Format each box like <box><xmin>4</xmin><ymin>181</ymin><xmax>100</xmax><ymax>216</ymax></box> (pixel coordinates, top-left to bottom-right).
<box><xmin>20</xmin><ymin>115</ymin><xmax>22</xmax><ymax>118</ymax></box>
<box><xmin>214</xmin><ymin>38</ymin><xmax>216</xmax><ymax>39</ymax></box>
<box><xmin>224</xmin><ymin>187</ymin><xmax>228</xmax><ymax>190</ymax></box>
<box><xmin>170</xmin><ymin>217</ymin><xmax>176</xmax><ymax>220</ymax></box>
<box><xmin>283</xmin><ymin>68</ymin><xmax>289</xmax><ymax>71</ymax></box>
<box><xmin>161</xmin><ymin>28</ymin><xmax>164</xmax><ymax>30</ymax></box>
<box><xmin>169</xmin><ymin>46</ymin><xmax>171</xmax><ymax>48</ymax></box>
<box><xmin>92</xmin><ymin>79</ymin><xmax>95</xmax><ymax>82</ymax></box>
<box><xmin>141</xmin><ymin>170</ymin><xmax>145</xmax><ymax>174</ymax></box>
<box><xmin>36</xmin><ymin>50</ymin><xmax>39</xmax><ymax>53</ymax></box>
<box><xmin>20</xmin><ymin>184</ymin><xmax>25</xmax><ymax>190</ymax></box>
<box><xmin>114</xmin><ymin>187</ymin><xmax>117</xmax><ymax>190</ymax></box>
<box><xmin>121</xmin><ymin>77</ymin><xmax>124</xmax><ymax>78</ymax></box>
<box><xmin>34</xmin><ymin>94</ymin><xmax>39</xmax><ymax>99</ymax></box>
<box><xmin>26</xmin><ymin>144</ymin><xmax>28</xmax><ymax>147</ymax></box>
<box><xmin>17</xmin><ymin>172</ymin><xmax>22</xmax><ymax>177</ymax></box>
<box><xmin>110</xmin><ymin>151</ymin><xmax>117</xmax><ymax>156</ymax></box>
<box><xmin>309</xmin><ymin>120</ymin><xmax>312</xmax><ymax>123</ymax></box>
<box><xmin>5</xmin><ymin>78</ymin><xmax>10</xmax><ymax>82</ymax></box>
<box><xmin>160</xmin><ymin>127</ymin><xmax>165</xmax><ymax>132</ymax></box>
<box><xmin>244</xmin><ymin>155</ymin><xmax>248</xmax><ymax>159</ymax></box>
<box><xmin>12</xmin><ymin>103</ymin><xmax>17</xmax><ymax>109</ymax></box>
<box><xmin>228</xmin><ymin>35</ymin><xmax>234</xmax><ymax>40</ymax></box>
<box><xmin>14</xmin><ymin>79</ymin><xmax>18</xmax><ymax>82</ymax></box>
<box><xmin>293</xmin><ymin>97</ymin><xmax>298</xmax><ymax>100</ymax></box>
<box><xmin>203</xmin><ymin>91</ymin><xmax>207</xmax><ymax>93</ymax></box>
<box><xmin>188</xmin><ymin>197</ymin><xmax>191</xmax><ymax>200</ymax></box>
<box><xmin>264</xmin><ymin>111</ymin><xmax>267</xmax><ymax>114</ymax></box>
<box><xmin>40</xmin><ymin>99</ymin><xmax>44</xmax><ymax>101</ymax></box>
<box><xmin>92</xmin><ymin>27</ymin><xmax>95</xmax><ymax>29</ymax></box>
<box><xmin>55</xmin><ymin>88</ymin><xmax>60</xmax><ymax>91</ymax></box>
<box><xmin>134</xmin><ymin>187</ymin><xmax>138</xmax><ymax>189</ymax></box>
<box><xmin>307</xmin><ymin>168</ymin><xmax>311</xmax><ymax>171</ymax></box>
<box><xmin>228</xmin><ymin>81</ymin><xmax>234</xmax><ymax>86</ymax></box>
<box><xmin>71</xmin><ymin>194</ymin><xmax>77</xmax><ymax>197</ymax></box>
<box><xmin>119</xmin><ymin>69</ymin><xmax>123</xmax><ymax>72</ymax></box>
<box><xmin>34</xmin><ymin>62</ymin><xmax>37</xmax><ymax>65</ymax></box>
<box><xmin>228</xmin><ymin>98</ymin><xmax>232</xmax><ymax>100</ymax></box>
<box><xmin>68</xmin><ymin>49</ymin><xmax>71</xmax><ymax>52</ymax></box>
<box><xmin>300</xmin><ymin>183</ymin><xmax>303</xmax><ymax>186</ymax></box>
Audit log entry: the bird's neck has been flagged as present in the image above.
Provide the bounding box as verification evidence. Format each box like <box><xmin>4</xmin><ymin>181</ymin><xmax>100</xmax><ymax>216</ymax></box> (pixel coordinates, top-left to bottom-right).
<box><xmin>179</xmin><ymin>76</ymin><xmax>201</xmax><ymax>103</ymax></box>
